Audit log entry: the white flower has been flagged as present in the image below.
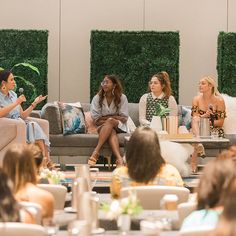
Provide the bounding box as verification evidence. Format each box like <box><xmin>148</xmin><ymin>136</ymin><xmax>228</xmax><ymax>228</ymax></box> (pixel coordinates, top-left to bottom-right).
<box><xmin>39</xmin><ymin>168</ymin><xmax>65</xmax><ymax>184</ymax></box>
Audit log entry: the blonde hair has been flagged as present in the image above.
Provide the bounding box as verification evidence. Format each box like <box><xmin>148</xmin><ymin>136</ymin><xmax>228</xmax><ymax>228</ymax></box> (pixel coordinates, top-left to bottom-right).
<box><xmin>2</xmin><ymin>144</ymin><xmax>37</xmax><ymax>193</ymax></box>
<box><xmin>202</xmin><ymin>76</ymin><xmax>221</xmax><ymax>96</ymax></box>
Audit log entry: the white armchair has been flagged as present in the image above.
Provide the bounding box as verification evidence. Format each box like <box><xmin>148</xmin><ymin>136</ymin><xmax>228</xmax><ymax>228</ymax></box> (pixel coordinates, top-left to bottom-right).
<box><xmin>0</xmin><ymin>116</ymin><xmax>49</xmax><ymax>166</ymax></box>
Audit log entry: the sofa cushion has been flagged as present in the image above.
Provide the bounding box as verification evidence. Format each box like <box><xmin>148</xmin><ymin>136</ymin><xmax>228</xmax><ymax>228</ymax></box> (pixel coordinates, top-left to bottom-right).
<box><xmin>58</xmin><ymin>102</ymin><xmax>86</xmax><ymax>135</ymax></box>
<box><xmin>41</xmin><ymin>103</ymin><xmax>62</xmax><ymax>135</ymax></box>
<box><xmin>50</xmin><ymin>133</ymin><xmax>129</xmax><ymax>147</ymax></box>
<box><xmin>128</xmin><ymin>103</ymin><xmax>139</xmax><ymax>127</ymax></box>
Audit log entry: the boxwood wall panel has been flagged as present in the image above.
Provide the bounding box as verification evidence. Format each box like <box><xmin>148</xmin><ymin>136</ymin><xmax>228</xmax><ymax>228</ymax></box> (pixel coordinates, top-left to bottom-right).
<box><xmin>217</xmin><ymin>32</ymin><xmax>236</xmax><ymax>96</ymax></box>
<box><xmin>0</xmin><ymin>29</ymin><xmax>48</xmax><ymax>109</ymax></box>
<box><xmin>90</xmin><ymin>30</ymin><xmax>180</xmax><ymax>103</ymax></box>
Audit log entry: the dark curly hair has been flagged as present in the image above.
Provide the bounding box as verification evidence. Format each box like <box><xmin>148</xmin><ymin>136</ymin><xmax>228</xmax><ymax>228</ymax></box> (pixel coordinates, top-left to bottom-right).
<box><xmin>97</xmin><ymin>75</ymin><xmax>123</xmax><ymax>111</ymax></box>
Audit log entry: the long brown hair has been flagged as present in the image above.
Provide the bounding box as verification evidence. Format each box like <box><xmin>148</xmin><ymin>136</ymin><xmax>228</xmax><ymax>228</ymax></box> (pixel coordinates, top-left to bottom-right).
<box><xmin>3</xmin><ymin>144</ymin><xmax>37</xmax><ymax>193</ymax></box>
<box><xmin>126</xmin><ymin>126</ymin><xmax>165</xmax><ymax>183</ymax></box>
<box><xmin>0</xmin><ymin>168</ymin><xmax>20</xmax><ymax>222</ymax></box>
<box><xmin>98</xmin><ymin>75</ymin><xmax>123</xmax><ymax>110</ymax></box>
<box><xmin>151</xmin><ymin>71</ymin><xmax>172</xmax><ymax>98</ymax></box>
<box><xmin>197</xmin><ymin>159</ymin><xmax>236</xmax><ymax>210</ymax></box>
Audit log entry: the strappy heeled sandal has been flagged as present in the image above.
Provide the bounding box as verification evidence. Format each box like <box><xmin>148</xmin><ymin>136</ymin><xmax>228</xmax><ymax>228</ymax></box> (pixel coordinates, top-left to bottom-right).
<box><xmin>197</xmin><ymin>144</ymin><xmax>206</xmax><ymax>159</ymax></box>
<box><xmin>43</xmin><ymin>157</ymin><xmax>59</xmax><ymax>170</ymax></box>
<box><xmin>88</xmin><ymin>151</ymin><xmax>99</xmax><ymax>166</ymax></box>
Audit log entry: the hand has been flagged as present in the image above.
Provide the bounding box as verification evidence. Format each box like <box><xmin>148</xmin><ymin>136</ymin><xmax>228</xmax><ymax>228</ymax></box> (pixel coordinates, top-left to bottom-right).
<box><xmin>17</xmin><ymin>94</ymin><xmax>26</xmax><ymax>104</ymax></box>
<box><xmin>200</xmin><ymin>109</ymin><xmax>212</xmax><ymax>118</ymax></box>
<box><xmin>33</xmin><ymin>95</ymin><xmax>47</xmax><ymax>105</ymax></box>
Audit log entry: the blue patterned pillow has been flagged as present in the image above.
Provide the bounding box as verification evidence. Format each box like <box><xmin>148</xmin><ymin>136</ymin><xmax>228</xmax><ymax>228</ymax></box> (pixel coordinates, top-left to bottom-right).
<box><xmin>58</xmin><ymin>102</ymin><xmax>86</xmax><ymax>135</ymax></box>
<box><xmin>181</xmin><ymin>106</ymin><xmax>192</xmax><ymax>130</ymax></box>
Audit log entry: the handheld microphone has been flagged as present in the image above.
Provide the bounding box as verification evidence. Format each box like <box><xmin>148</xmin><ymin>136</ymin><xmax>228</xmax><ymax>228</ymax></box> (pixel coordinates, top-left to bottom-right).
<box><xmin>209</xmin><ymin>104</ymin><xmax>214</xmax><ymax>127</ymax></box>
<box><xmin>19</xmin><ymin>88</ymin><xmax>24</xmax><ymax>95</ymax></box>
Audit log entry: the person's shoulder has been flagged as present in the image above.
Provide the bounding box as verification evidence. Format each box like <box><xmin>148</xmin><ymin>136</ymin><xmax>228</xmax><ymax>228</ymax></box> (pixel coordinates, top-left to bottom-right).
<box><xmin>216</xmin><ymin>95</ymin><xmax>225</xmax><ymax>103</ymax></box>
<box><xmin>139</xmin><ymin>93</ymin><xmax>149</xmax><ymax>101</ymax></box>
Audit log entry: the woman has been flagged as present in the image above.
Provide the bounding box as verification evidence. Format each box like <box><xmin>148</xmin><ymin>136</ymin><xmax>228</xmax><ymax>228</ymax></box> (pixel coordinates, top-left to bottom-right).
<box><xmin>209</xmin><ymin>179</ymin><xmax>236</xmax><ymax>236</ymax></box>
<box><xmin>88</xmin><ymin>75</ymin><xmax>129</xmax><ymax>167</ymax></box>
<box><xmin>110</xmin><ymin>126</ymin><xmax>183</xmax><ymax>198</ymax></box>
<box><xmin>139</xmin><ymin>71</ymin><xmax>178</xmax><ymax>126</ymax></box>
<box><xmin>2</xmin><ymin>144</ymin><xmax>55</xmax><ymax>219</ymax></box>
<box><xmin>0</xmin><ymin>168</ymin><xmax>35</xmax><ymax>224</ymax></box>
<box><xmin>181</xmin><ymin>158</ymin><xmax>236</xmax><ymax>231</ymax></box>
<box><xmin>0</xmin><ymin>69</ymin><xmax>52</xmax><ymax>168</ymax></box>
<box><xmin>191</xmin><ymin>76</ymin><xmax>226</xmax><ymax>172</ymax></box>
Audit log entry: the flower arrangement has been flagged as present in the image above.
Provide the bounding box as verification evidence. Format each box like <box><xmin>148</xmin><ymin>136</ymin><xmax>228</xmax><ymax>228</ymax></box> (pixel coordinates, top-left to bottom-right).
<box><xmin>40</xmin><ymin>168</ymin><xmax>66</xmax><ymax>185</ymax></box>
<box><xmin>101</xmin><ymin>193</ymin><xmax>142</xmax><ymax>220</ymax></box>
<box><xmin>155</xmin><ymin>103</ymin><xmax>171</xmax><ymax>117</ymax></box>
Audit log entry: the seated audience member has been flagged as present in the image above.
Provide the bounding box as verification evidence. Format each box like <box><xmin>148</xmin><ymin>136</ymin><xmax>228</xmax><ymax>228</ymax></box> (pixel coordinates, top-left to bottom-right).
<box><xmin>217</xmin><ymin>146</ymin><xmax>236</xmax><ymax>164</ymax></box>
<box><xmin>181</xmin><ymin>158</ymin><xmax>236</xmax><ymax>231</ymax></box>
<box><xmin>208</xmin><ymin>179</ymin><xmax>236</xmax><ymax>236</ymax></box>
<box><xmin>31</xmin><ymin>144</ymin><xmax>50</xmax><ymax>184</ymax></box>
<box><xmin>0</xmin><ymin>168</ymin><xmax>35</xmax><ymax>224</ymax></box>
<box><xmin>2</xmin><ymin>144</ymin><xmax>55</xmax><ymax>219</ymax></box>
<box><xmin>110</xmin><ymin>126</ymin><xmax>183</xmax><ymax>198</ymax></box>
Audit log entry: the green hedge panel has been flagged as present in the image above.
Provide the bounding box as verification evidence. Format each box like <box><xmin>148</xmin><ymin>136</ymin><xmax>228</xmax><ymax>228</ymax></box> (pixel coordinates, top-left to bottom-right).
<box><xmin>0</xmin><ymin>29</ymin><xmax>48</xmax><ymax>109</ymax></box>
<box><xmin>217</xmin><ymin>32</ymin><xmax>236</xmax><ymax>96</ymax></box>
<box><xmin>90</xmin><ymin>30</ymin><xmax>180</xmax><ymax>103</ymax></box>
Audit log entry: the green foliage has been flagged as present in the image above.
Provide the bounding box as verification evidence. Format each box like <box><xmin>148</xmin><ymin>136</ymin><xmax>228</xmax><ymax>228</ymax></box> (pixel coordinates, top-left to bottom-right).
<box><xmin>90</xmin><ymin>30</ymin><xmax>180</xmax><ymax>103</ymax></box>
<box><xmin>155</xmin><ymin>103</ymin><xmax>171</xmax><ymax>117</ymax></box>
<box><xmin>217</xmin><ymin>32</ymin><xmax>236</xmax><ymax>96</ymax></box>
<box><xmin>0</xmin><ymin>29</ymin><xmax>48</xmax><ymax>109</ymax></box>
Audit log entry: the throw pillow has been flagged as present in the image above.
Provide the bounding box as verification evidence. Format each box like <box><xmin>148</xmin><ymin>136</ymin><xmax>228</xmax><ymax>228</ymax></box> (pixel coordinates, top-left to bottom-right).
<box><xmin>84</xmin><ymin>111</ymin><xmax>98</xmax><ymax>134</ymax></box>
<box><xmin>58</xmin><ymin>102</ymin><xmax>86</xmax><ymax>135</ymax></box>
<box><xmin>181</xmin><ymin>106</ymin><xmax>192</xmax><ymax>130</ymax></box>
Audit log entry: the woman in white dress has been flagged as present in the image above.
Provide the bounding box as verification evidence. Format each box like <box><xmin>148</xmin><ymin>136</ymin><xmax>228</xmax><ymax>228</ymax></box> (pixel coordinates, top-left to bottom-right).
<box><xmin>88</xmin><ymin>75</ymin><xmax>129</xmax><ymax>167</ymax></box>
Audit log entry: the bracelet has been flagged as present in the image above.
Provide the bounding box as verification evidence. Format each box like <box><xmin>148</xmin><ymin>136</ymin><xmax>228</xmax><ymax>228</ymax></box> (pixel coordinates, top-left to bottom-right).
<box><xmin>31</xmin><ymin>102</ymin><xmax>36</xmax><ymax>108</ymax></box>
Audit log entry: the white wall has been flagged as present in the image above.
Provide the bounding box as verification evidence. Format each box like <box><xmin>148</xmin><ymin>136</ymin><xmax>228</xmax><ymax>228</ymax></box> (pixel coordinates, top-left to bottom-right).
<box><xmin>0</xmin><ymin>0</ymin><xmax>234</xmax><ymax>105</ymax></box>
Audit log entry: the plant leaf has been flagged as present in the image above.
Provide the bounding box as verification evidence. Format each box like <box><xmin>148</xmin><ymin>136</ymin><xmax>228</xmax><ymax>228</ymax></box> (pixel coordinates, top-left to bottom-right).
<box><xmin>11</xmin><ymin>63</ymin><xmax>40</xmax><ymax>75</ymax></box>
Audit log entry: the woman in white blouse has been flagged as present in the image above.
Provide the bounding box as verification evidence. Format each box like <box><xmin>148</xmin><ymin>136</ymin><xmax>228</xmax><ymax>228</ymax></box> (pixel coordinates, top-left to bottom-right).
<box><xmin>88</xmin><ymin>75</ymin><xmax>129</xmax><ymax>167</ymax></box>
<box><xmin>139</xmin><ymin>71</ymin><xmax>178</xmax><ymax>126</ymax></box>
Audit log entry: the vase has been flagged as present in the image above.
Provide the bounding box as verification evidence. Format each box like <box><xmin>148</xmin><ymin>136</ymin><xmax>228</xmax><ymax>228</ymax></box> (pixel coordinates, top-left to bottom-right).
<box><xmin>150</xmin><ymin>116</ymin><xmax>162</xmax><ymax>132</ymax></box>
<box><xmin>117</xmin><ymin>214</ymin><xmax>131</xmax><ymax>234</ymax></box>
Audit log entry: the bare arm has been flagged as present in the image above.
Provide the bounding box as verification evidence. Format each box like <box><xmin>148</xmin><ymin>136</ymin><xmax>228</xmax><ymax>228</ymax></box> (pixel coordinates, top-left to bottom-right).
<box><xmin>21</xmin><ymin>95</ymin><xmax>47</xmax><ymax>119</ymax></box>
<box><xmin>0</xmin><ymin>95</ymin><xmax>25</xmax><ymax>118</ymax></box>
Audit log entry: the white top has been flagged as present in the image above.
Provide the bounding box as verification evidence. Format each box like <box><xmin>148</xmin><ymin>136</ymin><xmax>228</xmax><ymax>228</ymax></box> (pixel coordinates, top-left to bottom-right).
<box><xmin>90</xmin><ymin>94</ymin><xmax>129</xmax><ymax>132</ymax></box>
<box><xmin>139</xmin><ymin>92</ymin><xmax>178</xmax><ymax>126</ymax></box>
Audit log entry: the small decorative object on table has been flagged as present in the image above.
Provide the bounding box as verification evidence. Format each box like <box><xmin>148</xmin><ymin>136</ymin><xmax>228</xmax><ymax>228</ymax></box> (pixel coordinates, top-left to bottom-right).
<box><xmin>101</xmin><ymin>192</ymin><xmax>142</xmax><ymax>234</ymax></box>
<box><xmin>40</xmin><ymin>168</ymin><xmax>65</xmax><ymax>185</ymax></box>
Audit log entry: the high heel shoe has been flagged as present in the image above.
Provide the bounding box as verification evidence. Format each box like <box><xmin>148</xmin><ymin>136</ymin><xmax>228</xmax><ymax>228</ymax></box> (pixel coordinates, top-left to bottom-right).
<box><xmin>88</xmin><ymin>151</ymin><xmax>99</xmax><ymax>166</ymax></box>
<box><xmin>197</xmin><ymin>144</ymin><xmax>206</xmax><ymax>159</ymax></box>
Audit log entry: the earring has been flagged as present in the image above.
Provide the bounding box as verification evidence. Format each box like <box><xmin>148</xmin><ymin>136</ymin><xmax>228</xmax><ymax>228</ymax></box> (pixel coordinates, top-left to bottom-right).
<box><xmin>112</xmin><ymin>88</ymin><xmax>115</xmax><ymax>95</ymax></box>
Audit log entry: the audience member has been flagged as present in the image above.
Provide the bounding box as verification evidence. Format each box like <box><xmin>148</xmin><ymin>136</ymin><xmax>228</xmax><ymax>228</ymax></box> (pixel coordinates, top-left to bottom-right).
<box><xmin>2</xmin><ymin>144</ymin><xmax>54</xmax><ymax>219</ymax></box>
<box><xmin>0</xmin><ymin>168</ymin><xmax>35</xmax><ymax>223</ymax></box>
<box><xmin>110</xmin><ymin>126</ymin><xmax>183</xmax><ymax>198</ymax></box>
<box><xmin>191</xmin><ymin>76</ymin><xmax>226</xmax><ymax>173</ymax></box>
<box><xmin>88</xmin><ymin>74</ymin><xmax>129</xmax><ymax>167</ymax></box>
<box><xmin>139</xmin><ymin>71</ymin><xmax>177</xmax><ymax>126</ymax></box>
<box><xmin>0</xmin><ymin>69</ymin><xmax>53</xmax><ymax>169</ymax></box>
<box><xmin>181</xmin><ymin>158</ymin><xmax>236</xmax><ymax>231</ymax></box>
<box><xmin>217</xmin><ymin>145</ymin><xmax>236</xmax><ymax>164</ymax></box>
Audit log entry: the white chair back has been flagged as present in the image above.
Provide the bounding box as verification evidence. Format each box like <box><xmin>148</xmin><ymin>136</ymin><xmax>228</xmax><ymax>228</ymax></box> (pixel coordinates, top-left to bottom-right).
<box><xmin>121</xmin><ymin>186</ymin><xmax>190</xmax><ymax>209</ymax></box>
<box><xmin>37</xmin><ymin>184</ymin><xmax>67</xmax><ymax>210</ymax></box>
<box><xmin>177</xmin><ymin>202</ymin><xmax>197</xmax><ymax>227</ymax></box>
<box><xmin>0</xmin><ymin>222</ymin><xmax>46</xmax><ymax>236</ymax></box>
<box><xmin>19</xmin><ymin>201</ymin><xmax>42</xmax><ymax>224</ymax></box>
<box><xmin>179</xmin><ymin>227</ymin><xmax>214</xmax><ymax>236</ymax></box>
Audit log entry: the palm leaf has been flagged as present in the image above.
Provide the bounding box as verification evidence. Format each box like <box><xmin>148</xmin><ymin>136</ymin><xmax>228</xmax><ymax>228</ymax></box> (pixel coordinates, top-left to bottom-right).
<box><xmin>11</xmin><ymin>63</ymin><xmax>40</xmax><ymax>75</ymax></box>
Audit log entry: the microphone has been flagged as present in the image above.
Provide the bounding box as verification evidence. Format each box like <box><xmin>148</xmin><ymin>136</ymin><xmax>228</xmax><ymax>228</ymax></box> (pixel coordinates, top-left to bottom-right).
<box><xmin>209</xmin><ymin>104</ymin><xmax>214</xmax><ymax>127</ymax></box>
<box><xmin>19</xmin><ymin>88</ymin><xmax>24</xmax><ymax>95</ymax></box>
